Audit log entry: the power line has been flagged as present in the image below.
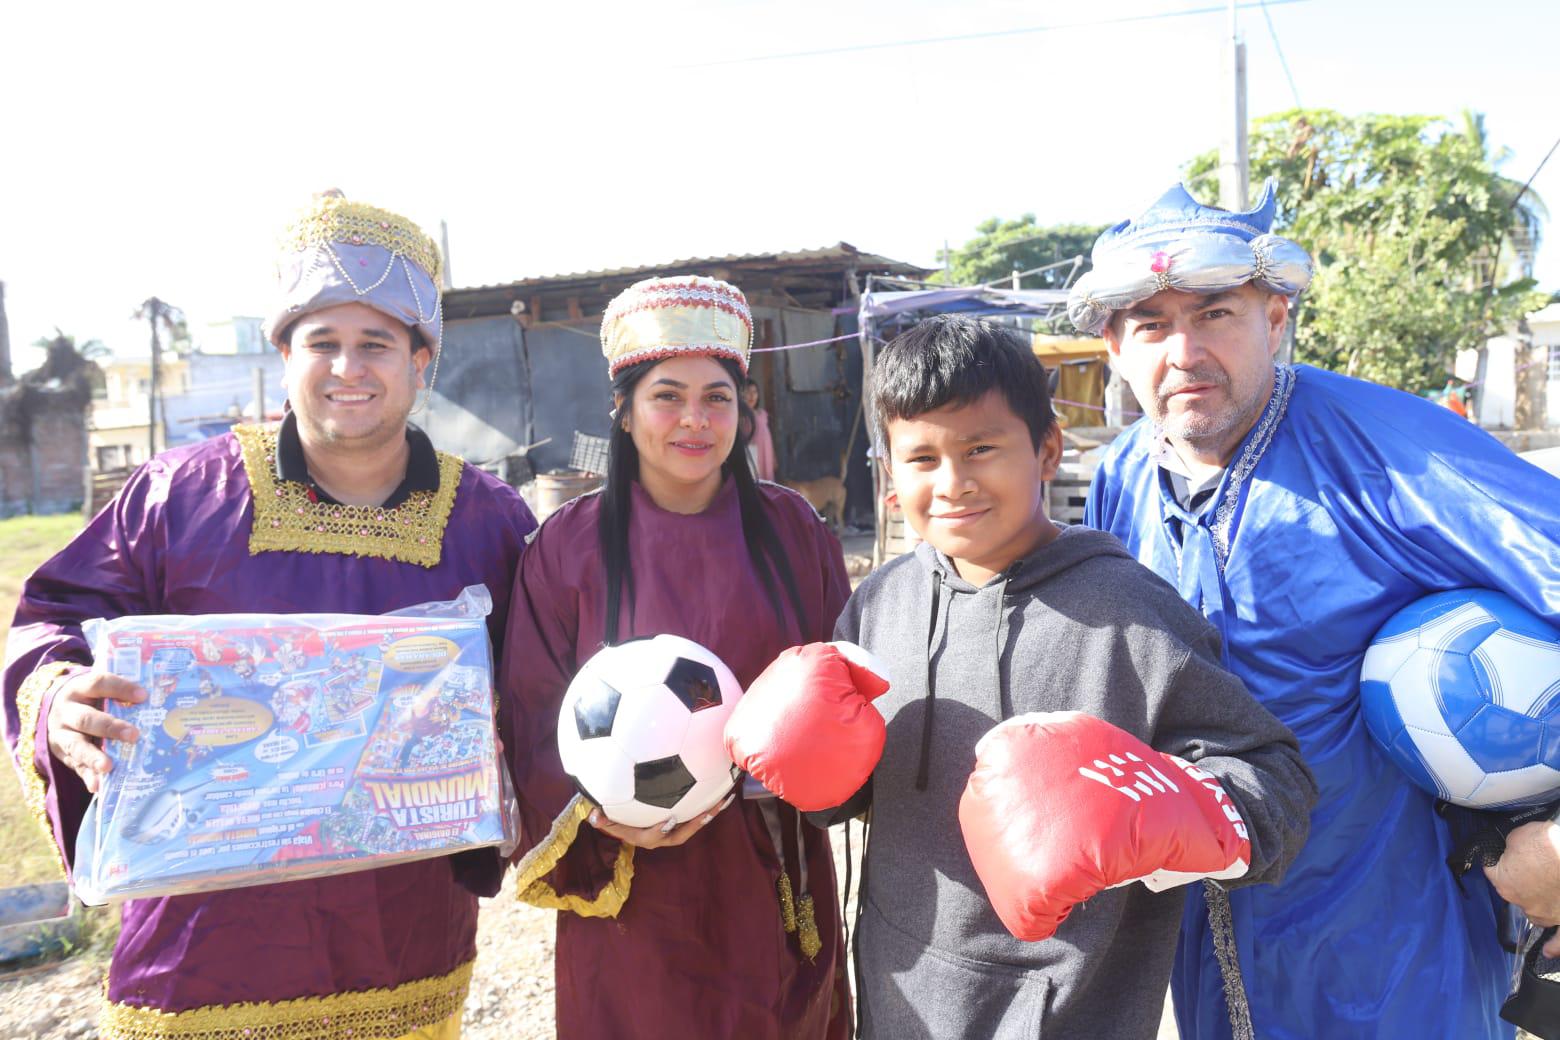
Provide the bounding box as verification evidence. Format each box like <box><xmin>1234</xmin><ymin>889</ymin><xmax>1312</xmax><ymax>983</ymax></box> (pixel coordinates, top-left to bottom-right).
<box><xmin>1511</xmin><ymin>134</ymin><xmax>1560</xmax><ymax>214</ymax></box>
<box><xmin>676</xmin><ymin>0</ymin><xmax>1309</xmax><ymax>69</ymax></box>
<box><xmin>1259</xmin><ymin>0</ymin><xmax>1302</xmax><ymax>109</ymax></box>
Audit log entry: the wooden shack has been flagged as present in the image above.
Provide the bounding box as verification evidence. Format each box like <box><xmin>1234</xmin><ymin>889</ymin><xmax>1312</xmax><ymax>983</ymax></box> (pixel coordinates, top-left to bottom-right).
<box><xmin>430</xmin><ymin>244</ymin><xmax>928</xmax><ymax>528</ymax></box>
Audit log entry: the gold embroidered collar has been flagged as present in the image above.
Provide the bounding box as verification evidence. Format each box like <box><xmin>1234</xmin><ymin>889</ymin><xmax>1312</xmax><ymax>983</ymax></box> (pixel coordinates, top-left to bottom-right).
<box><xmin>235</xmin><ymin>423</ymin><xmax>462</xmax><ymax>568</ymax></box>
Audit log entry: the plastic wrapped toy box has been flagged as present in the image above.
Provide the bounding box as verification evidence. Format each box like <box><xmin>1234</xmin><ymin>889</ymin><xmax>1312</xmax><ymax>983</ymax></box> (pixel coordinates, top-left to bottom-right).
<box><xmin>73</xmin><ymin>586</ymin><xmax>516</xmax><ymax>904</ymax></box>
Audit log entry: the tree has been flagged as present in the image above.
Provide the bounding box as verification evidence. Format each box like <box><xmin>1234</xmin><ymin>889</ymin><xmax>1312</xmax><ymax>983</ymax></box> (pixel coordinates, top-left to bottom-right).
<box><xmin>29</xmin><ymin>329</ymin><xmax>107</xmax><ymax>398</ymax></box>
<box><xmin>1</xmin><ymin>331</ymin><xmax>98</xmax><ymax>452</ymax></box>
<box><xmin>1183</xmin><ymin>109</ymin><xmax>1547</xmax><ymax>394</ymax></box>
<box><xmin>940</xmin><ymin>217</ymin><xmax>1109</xmax><ymax>292</ymax></box>
<box><xmin>33</xmin><ymin>329</ymin><xmax>110</xmax><ymax>361</ymax></box>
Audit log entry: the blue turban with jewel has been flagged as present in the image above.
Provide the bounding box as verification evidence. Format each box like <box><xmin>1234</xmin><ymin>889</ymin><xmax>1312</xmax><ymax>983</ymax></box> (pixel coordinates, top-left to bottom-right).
<box><xmin>1067</xmin><ymin>179</ymin><xmax>1312</xmax><ymax>336</ymax></box>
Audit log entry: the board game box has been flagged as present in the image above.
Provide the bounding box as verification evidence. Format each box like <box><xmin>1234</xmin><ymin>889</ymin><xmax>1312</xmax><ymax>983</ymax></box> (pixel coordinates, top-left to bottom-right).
<box><xmin>73</xmin><ymin>585</ymin><xmax>516</xmax><ymax>905</ymax></box>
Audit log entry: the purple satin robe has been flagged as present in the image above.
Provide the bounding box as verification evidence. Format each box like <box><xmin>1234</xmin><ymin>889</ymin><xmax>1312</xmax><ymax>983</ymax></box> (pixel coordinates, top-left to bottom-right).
<box><xmin>2</xmin><ymin>430</ymin><xmax>533</xmax><ymax>1020</ymax></box>
<box><xmin>502</xmin><ymin>479</ymin><xmax>852</xmax><ymax>1040</ymax></box>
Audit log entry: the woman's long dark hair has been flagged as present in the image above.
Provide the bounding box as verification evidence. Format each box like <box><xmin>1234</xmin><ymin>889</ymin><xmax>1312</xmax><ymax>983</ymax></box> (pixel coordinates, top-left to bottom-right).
<box><xmin>599</xmin><ymin>356</ymin><xmax>805</xmax><ymax>646</ymax></box>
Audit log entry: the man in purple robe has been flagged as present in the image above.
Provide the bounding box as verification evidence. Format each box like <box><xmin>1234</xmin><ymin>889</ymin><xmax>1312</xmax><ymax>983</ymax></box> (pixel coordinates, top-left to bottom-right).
<box><xmin>3</xmin><ymin>192</ymin><xmax>534</xmax><ymax>1040</ymax></box>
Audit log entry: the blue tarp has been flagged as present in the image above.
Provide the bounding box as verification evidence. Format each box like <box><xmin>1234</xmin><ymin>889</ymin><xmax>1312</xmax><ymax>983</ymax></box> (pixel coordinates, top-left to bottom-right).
<box><xmin>859</xmin><ymin>286</ymin><xmax>1069</xmax><ymax>327</ymax></box>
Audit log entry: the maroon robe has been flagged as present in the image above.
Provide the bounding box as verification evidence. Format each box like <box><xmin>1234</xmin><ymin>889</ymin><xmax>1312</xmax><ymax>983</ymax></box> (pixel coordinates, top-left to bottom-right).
<box><xmin>2</xmin><ymin>425</ymin><xmax>534</xmax><ymax>1038</ymax></box>
<box><xmin>502</xmin><ymin>479</ymin><xmax>852</xmax><ymax>1039</ymax></box>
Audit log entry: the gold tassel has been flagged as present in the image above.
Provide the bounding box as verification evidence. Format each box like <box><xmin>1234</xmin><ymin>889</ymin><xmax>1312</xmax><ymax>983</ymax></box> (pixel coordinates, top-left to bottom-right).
<box><xmin>797</xmin><ymin>894</ymin><xmax>822</xmax><ymax>962</ymax></box>
<box><xmin>777</xmin><ymin>870</ymin><xmax>797</xmax><ymax>933</ymax></box>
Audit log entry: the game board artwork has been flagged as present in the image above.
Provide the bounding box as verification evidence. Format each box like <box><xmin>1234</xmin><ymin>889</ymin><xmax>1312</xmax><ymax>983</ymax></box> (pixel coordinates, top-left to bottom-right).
<box><xmin>73</xmin><ymin>585</ymin><xmax>517</xmax><ymax>905</ymax></box>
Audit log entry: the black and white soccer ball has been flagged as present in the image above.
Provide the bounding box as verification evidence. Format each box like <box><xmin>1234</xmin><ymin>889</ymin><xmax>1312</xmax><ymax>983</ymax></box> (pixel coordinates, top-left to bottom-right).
<box><xmin>558</xmin><ymin>634</ymin><xmax>744</xmax><ymax>828</ymax></box>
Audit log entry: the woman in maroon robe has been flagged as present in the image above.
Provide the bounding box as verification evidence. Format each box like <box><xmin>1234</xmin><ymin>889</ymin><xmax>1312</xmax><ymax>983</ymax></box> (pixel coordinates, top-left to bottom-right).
<box><xmin>502</xmin><ymin>276</ymin><xmax>851</xmax><ymax>1038</ymax></box>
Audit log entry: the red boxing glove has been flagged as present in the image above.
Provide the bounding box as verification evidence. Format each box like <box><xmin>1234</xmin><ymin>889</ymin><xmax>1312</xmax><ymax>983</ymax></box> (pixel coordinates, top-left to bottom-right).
<box><xmin>959</xmin><ymin>711</ymin><xmax>1250</xmax><ymax>942</ymax></box>
<box><xmin>724</xmin><ymin>641</ymin><xmax>891</xmax><ymax>812</ymax></box>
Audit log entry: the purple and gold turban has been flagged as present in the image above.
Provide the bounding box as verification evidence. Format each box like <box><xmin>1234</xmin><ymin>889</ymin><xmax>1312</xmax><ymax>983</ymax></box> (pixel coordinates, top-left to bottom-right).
<box><xmin>1067</xmin><ymin>179</ymin><xmax>1312</xmax><ymax>336</ymax></box>
<box><xmin>263</xmin><ymin>191</ymin><xmax>444</xmax><ymax>353</ymax></box>
<box><xmin>600</xmin><ymin>276</ymin><xmax>753</xmax><ymax>379</ymax></box>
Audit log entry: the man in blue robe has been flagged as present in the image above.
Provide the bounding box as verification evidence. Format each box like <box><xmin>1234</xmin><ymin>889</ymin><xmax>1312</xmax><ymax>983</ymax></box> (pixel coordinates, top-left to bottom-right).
<box><xmin>1077</xmin><ymin>180</ymin><xmax>1560</xmax><ymax>1039</ymax></box>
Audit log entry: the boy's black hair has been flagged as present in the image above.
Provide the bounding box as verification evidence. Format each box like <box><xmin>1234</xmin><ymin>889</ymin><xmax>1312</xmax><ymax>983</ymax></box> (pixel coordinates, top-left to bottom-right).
<box><xmin>871</xmin><ymin>314</ymin><xmax>1056</xmax><ymax>451</ymax></box>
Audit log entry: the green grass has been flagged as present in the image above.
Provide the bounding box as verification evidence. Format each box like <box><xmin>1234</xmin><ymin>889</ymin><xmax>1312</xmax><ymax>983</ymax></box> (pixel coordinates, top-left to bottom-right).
<box><xmin>0</xmin><ymin>514</ymin><xmax>132</xmax><ymax>966</ymax></box>
<box><xmin>0</xmin><ymin>512</ymin><xmax>86</xmax><ymax>886</ymax></box>
<box><xmin>0</xmin><ymin>513</ymin><xmax>82</xmax><ymax>617</ymax></box>
<box><xmin>0</xmin><ymin>512</ymin><xmax>121</xmax><ymax>963</ymax></box>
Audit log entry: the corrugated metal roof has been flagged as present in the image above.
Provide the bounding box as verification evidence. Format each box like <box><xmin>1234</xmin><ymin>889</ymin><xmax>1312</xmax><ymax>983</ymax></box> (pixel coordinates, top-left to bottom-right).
<box><xmin>450</xmin><ymin>242</ymin><xmax>930</xmax><ymax>294</ymax></box>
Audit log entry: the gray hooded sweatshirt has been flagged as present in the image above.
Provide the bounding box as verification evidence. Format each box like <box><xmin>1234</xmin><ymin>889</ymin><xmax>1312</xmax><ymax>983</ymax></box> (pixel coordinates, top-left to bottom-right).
<box><xmin>835</xmin><ymin>526</ymin><xmax>1315</xmax><ymax>1040</ymax></box>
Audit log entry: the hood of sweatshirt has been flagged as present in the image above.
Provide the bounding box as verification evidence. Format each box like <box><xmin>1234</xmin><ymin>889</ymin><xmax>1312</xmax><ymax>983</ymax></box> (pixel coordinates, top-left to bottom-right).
<box><xmin>906</xmin><ymin>524</ymin><xmax>1137</xmax><ymax>790</ymax></box>
<box><xmin>835</xmin><ymin>519</ymin><xmax>1311</xmax><ymax>1039</ymax></box>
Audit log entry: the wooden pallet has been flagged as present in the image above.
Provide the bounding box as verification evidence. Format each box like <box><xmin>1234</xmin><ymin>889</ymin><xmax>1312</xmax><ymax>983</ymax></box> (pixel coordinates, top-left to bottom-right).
<box><xmin>1047</xmin><ymin>474</ymin><xmax>1092</xmax><ymax>526</ymax></box>
<box><xmin>84</xmin><ymin>469</ymin><xmax>131</xmax><ymax>517</ymax></box>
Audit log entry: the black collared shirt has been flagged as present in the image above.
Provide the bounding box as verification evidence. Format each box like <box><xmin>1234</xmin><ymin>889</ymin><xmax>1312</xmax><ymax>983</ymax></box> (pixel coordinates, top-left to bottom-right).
<box><xmin>275</xmin><ymin>410</ymin><xmax>440</xmax><ymax>508</ymax></box>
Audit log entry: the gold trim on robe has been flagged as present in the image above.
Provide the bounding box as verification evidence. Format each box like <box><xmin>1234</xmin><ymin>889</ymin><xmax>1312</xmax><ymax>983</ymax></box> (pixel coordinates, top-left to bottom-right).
<box><xmin>797</xmin><ymin>894</ymin><xmax>822</xmax><ymax>963</ymax></box>
<box><xmin>14</xmin><ymin>660</ymin><xmax>77</xmax><ymax>880</ymax></box>
<box><xmin>98</xmin><ymin>958</ymin><xmax>473</xmax><ymax>1040</ymax></box>
<box><xmin>777</xmin><ymin>871</ymin><xmax>797</xmax><ymax>933</ymax></box>
<box><xmin>235</xmin><ymin>423</ymin><xmax>462</xmax><ymax>569</ymax></box>
<box><xmin>512</xmin><ymin>794</ymin><xmax>635</xmax><ymax>918</ymax></box>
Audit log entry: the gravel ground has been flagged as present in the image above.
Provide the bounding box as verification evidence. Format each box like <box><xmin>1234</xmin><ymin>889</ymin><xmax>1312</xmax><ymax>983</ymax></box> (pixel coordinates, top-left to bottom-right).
<box><xmin>0</xmin><ymin>955</ymin><xmax>102</xmax><ymax>1039</ymax></box>
<box><xmin>0</xmin><ymin>535</ymin><xmax>1176</xmax><ymax>1038</ymax></box>
<box><xmin>1</xmin><ymin>827</ymin><xmax>1178</xmax><ymax>1039</ymax></box>
<box><xmin>0</xmin><ymin>874</ymin><xmax>559</xmax><ymax>1040</ymax></box>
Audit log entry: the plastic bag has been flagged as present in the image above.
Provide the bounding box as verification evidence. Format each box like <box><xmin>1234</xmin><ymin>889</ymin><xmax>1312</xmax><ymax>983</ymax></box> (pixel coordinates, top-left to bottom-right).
<box><xmin>73</xmin><ymin>585</ymin><xmax>517</xmax><ymax>905</ymax></box>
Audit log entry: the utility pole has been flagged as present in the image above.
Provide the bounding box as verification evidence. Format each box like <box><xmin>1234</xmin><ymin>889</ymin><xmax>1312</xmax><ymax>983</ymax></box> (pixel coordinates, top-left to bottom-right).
<box><xmin>439</xmin><ymin>220</ymin><xmax>453</xmax><ymax>290</ymax></box>
<box><xmin>1218</xmin><ymin>0</ymin><xmax>1249</xmax><ymax>212</ymax></box>
<box><xmin>136</xmin><ymin>296</ymin><xmax>184</xmax><ymax>461</ymax></box>
<box><xmin>147</xmin><ymin>298</ymin><xmax>162</xmax><ymax>461</ymax></box>
<box><xmin>0</xmin><ymin>280</ymin><xmax>13</xmax><ymax>385</ymax></box>
<box><xmin>253</xmin><ymin>365</ymin><xmax>267</xmax><ymax>423</ymax></box>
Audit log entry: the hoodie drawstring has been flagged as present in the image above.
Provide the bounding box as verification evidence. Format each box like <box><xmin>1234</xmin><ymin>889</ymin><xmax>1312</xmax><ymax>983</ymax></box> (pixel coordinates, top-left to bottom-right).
<box><xmin>993</xmin><ymin>572</ymin><xmax>1012</xmax><ymax>720</ymax></box>
<box><xmin>916</xmin><ymin>564</ymin><xmax>1015</xmax><ymax>790</ymax></box>
<box><xmin>914</xmin><ymin>571</ymin><xmax>947</xmax><ymax>792</ymax></box>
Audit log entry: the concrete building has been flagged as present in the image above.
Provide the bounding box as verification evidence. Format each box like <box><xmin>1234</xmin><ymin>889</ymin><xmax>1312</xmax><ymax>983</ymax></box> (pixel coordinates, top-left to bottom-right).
<box><xmin>89</xmin><ymin>318</ymin><xmax>286</xmax><ymax>469</ymax></box>
<box><xmin>90</xmin><ymin>355</ymin><xmax>190</xmax><ymax>470</ymax></box>
<box><xmin>1458</xmin><ymin>300</ymin><xmax>1560</xmax><ymax>431</ymax></box>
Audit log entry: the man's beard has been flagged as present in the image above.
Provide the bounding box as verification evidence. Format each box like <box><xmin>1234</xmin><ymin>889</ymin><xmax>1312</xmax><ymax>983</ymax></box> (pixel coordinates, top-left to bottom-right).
<box><xmin>1152</xmin><ymin>365</ymin><xmax>1260</xmax><ymax>450</ymax></box>
<box><xmin>297</xmin><ymin>364</ymin><xmax>419</xmax><ymax>447</ymax></box>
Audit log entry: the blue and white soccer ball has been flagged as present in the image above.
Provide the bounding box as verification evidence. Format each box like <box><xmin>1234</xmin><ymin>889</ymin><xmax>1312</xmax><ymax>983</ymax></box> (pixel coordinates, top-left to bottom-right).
<box><xmin>1360</xmin><ymin>589</ymin><xmax>1560</xmax><ymax>809</ymax></box>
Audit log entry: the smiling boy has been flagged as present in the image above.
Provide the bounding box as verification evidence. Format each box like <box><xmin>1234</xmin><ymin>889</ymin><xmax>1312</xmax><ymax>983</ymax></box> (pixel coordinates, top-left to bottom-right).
<box><xmin>823</xmin><ymin>315</ymin><xmax>1315</xmax><ymax>1039</ymax></box>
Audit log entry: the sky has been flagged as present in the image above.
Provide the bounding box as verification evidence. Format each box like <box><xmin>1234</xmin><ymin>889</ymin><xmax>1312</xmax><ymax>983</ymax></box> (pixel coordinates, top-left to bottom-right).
<box><xmin>2</xmin><ymin>0</ymin><xmax>1557</xmax><ymax>371</ymax></box>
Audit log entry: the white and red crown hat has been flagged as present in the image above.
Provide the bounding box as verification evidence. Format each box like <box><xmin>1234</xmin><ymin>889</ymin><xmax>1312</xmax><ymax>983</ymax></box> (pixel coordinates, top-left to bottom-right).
<box><xmin>600</xmin><ymin>275</ymin><xmax>753</xmax><ymax>378</ymax></box>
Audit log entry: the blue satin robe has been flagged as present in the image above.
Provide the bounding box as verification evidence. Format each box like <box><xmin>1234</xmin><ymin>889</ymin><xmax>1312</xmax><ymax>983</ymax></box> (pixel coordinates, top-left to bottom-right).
<box><xmin>1086</xmin><ymin>364</ymin><xmax>1560</xmax><ymax>1040</ymax></box>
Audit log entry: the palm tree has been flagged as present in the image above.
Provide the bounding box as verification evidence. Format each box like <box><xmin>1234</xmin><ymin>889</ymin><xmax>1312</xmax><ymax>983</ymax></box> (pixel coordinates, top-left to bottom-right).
<box><xmin>133</xmin><ymin>298</ymin><xmax>187</xmax><ymax>458</ymax></box>
<box><xmin>28</xmin><ymin>330</ymin><xmax>108</xmax><ymax>399</ymax></box>
<box><xmin>33</xmin><ymin>329</ymin><xmax>111</xmax><ymax>362</ymax></box>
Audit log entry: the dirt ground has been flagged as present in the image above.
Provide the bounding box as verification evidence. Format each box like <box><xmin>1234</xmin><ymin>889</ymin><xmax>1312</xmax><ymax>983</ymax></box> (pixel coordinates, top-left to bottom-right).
<box><xmin>0</xmin><ymin>529</ymin><xmax>1184</xmax><ymax>1038</ymax></box>
<box><xmin>1</xmin><ymin>828</ymin><xmax>1181</xmax><ymax>1039</ymax></box>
